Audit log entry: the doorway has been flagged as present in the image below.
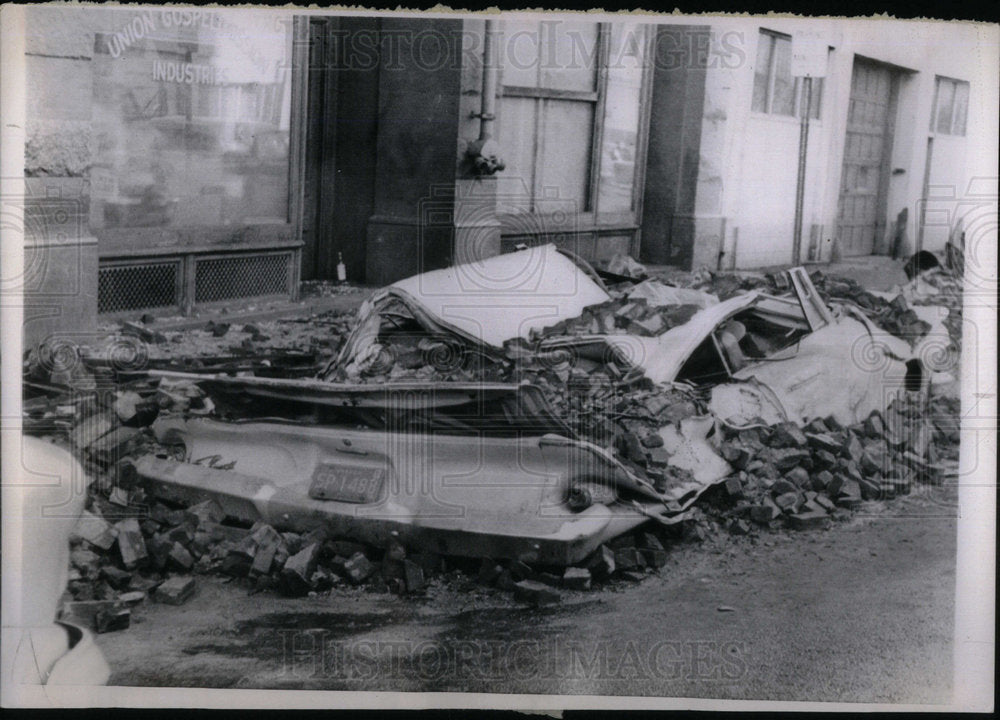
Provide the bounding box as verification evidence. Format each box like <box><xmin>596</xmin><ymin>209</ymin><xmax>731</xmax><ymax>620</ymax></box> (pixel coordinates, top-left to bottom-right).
<box><xmin>835</xmin><ymin>57</ymin><xmax>900</xmax><ymax>256</ymax></box>
<box><xmin>299</xmin><ymin>17</ymin><xmax>379</xmax><ymax>281</ymax></box>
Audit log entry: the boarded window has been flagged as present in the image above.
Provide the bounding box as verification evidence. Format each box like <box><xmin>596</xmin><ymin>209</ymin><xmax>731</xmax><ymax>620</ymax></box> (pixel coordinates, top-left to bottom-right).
<box><xmin>752</xmin><ymin>30</ymin><xmax>823</xmax><ymax>120</ymax></box>
<box><xmin>497</xmin><ymin>20</ymin><xmax>650</xmax><ymax>217</ymax></box>
<box><xmin>932</xmin><ymin>76</ymin><xmax>969</xmax><ymax>136</ymax></box>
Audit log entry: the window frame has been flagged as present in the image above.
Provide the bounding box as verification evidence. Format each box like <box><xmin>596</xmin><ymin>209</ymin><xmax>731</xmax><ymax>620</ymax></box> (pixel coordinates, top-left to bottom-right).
<box><xmin>495</xmin><ymin>22</ymin><xmax>654</xmax><ymax>236</ymax></box>
<box><xmin>752</xmin><ymin>29</ymin><xmax>824</xmax><ymax>121</ymax></box>
<box><xmin>930</xmin><ymin>75</ymin><xmax>970</xmax><ymax>137</ymax></box>
<box><xmin>91</xmin><ymin>14</ymin><xmax>305</xmax><ymax>260</ymax></box>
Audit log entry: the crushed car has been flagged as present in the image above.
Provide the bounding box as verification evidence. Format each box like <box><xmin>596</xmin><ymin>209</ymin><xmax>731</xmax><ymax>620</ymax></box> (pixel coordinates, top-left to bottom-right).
<box><xmin>130</xmin><ymin>244</ymin><xmax>929</xmax><ymax>565</ymax></box>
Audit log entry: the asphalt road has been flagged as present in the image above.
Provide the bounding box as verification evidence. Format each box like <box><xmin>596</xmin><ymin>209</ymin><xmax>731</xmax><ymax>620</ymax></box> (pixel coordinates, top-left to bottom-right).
<box><xmin>95</xmin><ymin>486</ymin><xmax>957</xmax><ymax>704</ymax></box>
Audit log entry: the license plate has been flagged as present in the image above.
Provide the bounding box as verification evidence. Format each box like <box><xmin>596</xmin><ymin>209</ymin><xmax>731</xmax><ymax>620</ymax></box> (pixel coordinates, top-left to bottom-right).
<box><xmin>308</xmin><ymin>463</ymin><xmax>386</xmax><ymax>504</ymax></box>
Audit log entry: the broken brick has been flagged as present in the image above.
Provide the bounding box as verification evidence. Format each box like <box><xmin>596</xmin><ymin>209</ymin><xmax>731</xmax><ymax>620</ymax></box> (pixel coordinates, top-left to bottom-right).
<box><xmin>403</xmin><ymin>559</ymin><xmax>426</xmax><ymax>593</ymax></box>
<box><xmin>95</xmin><ymin>607</ymin><xmax>131</xmax><ymax>634</ymax></box>
<box><xmin>100</xmin><ymin>566</ymin><xmax>132</xmax><ymax>590</ymax></box>
<box><xmin>513</xmin><ymin>580</ymin><xmax>560</xmax><ymax>606</ymax></box>
<box><xmin>146</xmin><ymin>534</ymin><xmax>172</xmax><ymax>571</ymax></box>
<box><xmin>724</xmin><ymin>476</ymin><xmax>744</xmax><ymax>498</ymax></box>
<box><xmin>325</xmin><ymin>539</ymin><xmax>368</xmax><ymax>558</ymax></box>
<box><xmin>117</xmin><ymin>590</ymin><xmax>146</xmax><ymax>605</ymax></box>
<box><xmin>640</xmin><ymin>548</ymin><xmax>668</xmax><ymax>568</ymax></box>
<box><xmin>785</xmin><ymin>467</ymin><xmax>810</xmax><ymax>488</ymax></box>
<box><xmin>115</xmin><ymin>519</ymin><xmax>147</xmax><ymax>569</ymax></box>
<box><xmin>614</xmin><ymin>547</ymin><xmax>640</xmax><ymax>571</ymax></box>
<box><xmin>857</xmin><ymin>477</ymin><xmax>882</xmax><ymax>501</ymax></box>
<box><xmin>806</xmin><ymin>432</ymin><xmax>841</xmax><ymax>454</ymax></box>
<box><xmin>184</xmin><ymin>500</ymin><xmax>224</xmax><ymax>527</ymax></box>
<box><xmin>166</xmin><ymin>525</ymin><xmax>194</xmax><ymax>547</ymax></box>
<box><xmin>640</xmin><ymin>431</ymin><xmax>664</xmax><ymax>448</ymax></box>
<box><xmin>805</xmin><ymin>418</ymin><xmax>830</xmax><ymax>434</ymax></box>
<box><xmin>585</xmin><ymin>545</ymin><xmax>616</xmax><ymax>579</ymax></box>
<box><xmin>770</xmin><ymin>479</ymin><xmax>798</xmax><ymax>496</ymax></box>
<box><xmin>841</xmin><ymin>433</ymin><xmax>864</xmax><ymax>463</ymax></box>
<box><xmin>616</xmin><ymin>432</ymin><xmax>647</xmax><ymax>465</ymax></box>
<box><xmin>639</xmin><ymin>532</ymin><xmax>665</xmax><ymax>552</ymax></box>
<box><xmin>281</xmin><ymin>543</ymin><xmax>320</xmax><ymax>595</ymax></box>
<box><xmin>814</xmin><ymin>449</ymin><xmax>838</xmax><ymax>470</ymax></box>
<box><xmin>720</xmin><ymin>443</ymin><xmax>751</xmax><ymax>469</ymax></box>
<box><xmin>774</xmin><ymin>492</ymin><xmax>801</xmax><ymax>512</ymax></box>
<box><xmin>813</xmin><ymin>469</ymin><xmax>834</xmax><ymax>491</ymax></box>
<box><xmin>60</xmin><ymin>600</ymin><xmax>117</xmax><ymax>630</ymax></box>
<box><xmin>787</xmin><ymin>510</ymin><xmax>831</xmax><ymax>531</ymax></box>
<box><xmin>864</xmin><ymin>413</ymin><xmax>886</xmax><ymax>439</ymax></box>
<box><xmin>168</xmin><ymin>542</ymin><xmax>195</xmax><ymax>572</ymax></box>
<box><xmin>310</xmin><ymin>569</ymin><xmax>334</xmax><ymax>591</ymax></box>
<box><xmin>645</xmin><ymin>446</ymin><xmax>671</xmax><ymax>468</ymax></box>
<box><xmin>750</xmin><ymin>499</ymin><xmax>781</xmax><ymax>524</ymax></box>
<box><xmin>72</xmin><ymin>510</ymin><xmax>116</xmax><ymax>551</ymax></box>
<box><xmin>814</xmin><ymin>494</ymin><xmax>837</xmax><ymax>512</ymax></box>
<box><xmin>769</xmin><ymin>422</ymin><xmax>808</xmax><ymax>449</ymax></box>
<box><xmin>154</xmin><ymin>576</ymin><xmax>196</xmax><ymax>605</ymax></box>
<box><xmin>772</xmin><ymin>448</ymin><xmax>811</xmax><ymax>472</ymax></box>
<box><xmin>222</xmin><ymin>549</ymin><xmax>253</xmax><ymax>577</ymax></box>
<box><xmin>509</xmin><ymin>559</ymin><xmax>536</xmax><ymax>581</ymax></box>
<box><xmin>109</xmin><ymin>487</ymin><xmax>131</xmax><ymax>507</ymax></box>
<box><xmin>562</xmin><ymin>567</ymin><xmax>592</xmax><ymax>590</ymax></box>
<box><xmin>252</xmin><ymin>539</ymin><xmax>279</xmax><ymax>576</ymax></box>
<box><xmin>343</xmin><ymin>552</ymin><xmax>376</xmax><ymax>584</ymax></box>
<box><xmin>537</xmin><ymin>571</ymin><xmax>565</xmax><ymax>589</ymax></box>
<box><xmin>477</xmin><ymin>559</ymin><xmax>503</xmax><ymax>586</ymax></box>
<box><xmin>860</xmin><ymin>448</ymin><xmax>884</xmax><ymax>477</ymax></box>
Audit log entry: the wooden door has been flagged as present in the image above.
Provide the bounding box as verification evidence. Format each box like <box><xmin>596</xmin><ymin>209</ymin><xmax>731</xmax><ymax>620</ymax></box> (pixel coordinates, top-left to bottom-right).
<box><xmin>836</xmin><ymin>58</ymin><xmax>898</xmax><ymax>256</ymax></box>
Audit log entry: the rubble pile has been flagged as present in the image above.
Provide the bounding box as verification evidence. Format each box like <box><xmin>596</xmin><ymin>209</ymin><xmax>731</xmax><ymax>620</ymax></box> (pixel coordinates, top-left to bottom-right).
<box><xmin>809</xmin><ymin>272</ymin><xmax>933</xmax><ymax>345</ymax></box>
<box><xmin>63</xmin><ymin>483</ymin><xmax>692</xmax><ymax>626</ymax></box>
<box><xmin>703</xmin><ymin>392</ymin><xmax>954</xmax><ymax>534</ymax></box>
<box><xmin>25</xmin><ymin>254</ymin><xmax>964</xmax><ymax>629</ymax></box>
<box><xmin>90</xmin><ymin>311</ymin><xmax>355</xmax><ymax>374</ymax></box>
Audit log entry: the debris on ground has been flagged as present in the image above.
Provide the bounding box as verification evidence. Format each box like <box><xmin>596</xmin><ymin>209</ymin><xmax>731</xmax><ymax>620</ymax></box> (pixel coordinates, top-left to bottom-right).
<box><xmin>24</xmin><ymin>250</ymin><xmax>962</xmax><ymax>628</ymax></box>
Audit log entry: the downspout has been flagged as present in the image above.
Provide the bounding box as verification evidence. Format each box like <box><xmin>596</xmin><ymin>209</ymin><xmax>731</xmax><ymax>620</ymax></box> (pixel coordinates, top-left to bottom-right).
<box><xmin>467</xmin><ymin>19</ymin><xmax>504</xmax><ymax>175</ymax></box>
<box><xmin>479</xmin><ymin>19</ymin><xmax>498</xmax><ymax>142</ymax></box>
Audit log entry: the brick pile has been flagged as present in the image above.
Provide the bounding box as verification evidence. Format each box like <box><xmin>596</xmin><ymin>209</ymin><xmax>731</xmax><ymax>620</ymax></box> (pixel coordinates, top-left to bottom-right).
<box><xmin>705</xmin><ymin>391</ymin><xmax>952</xmax><ymax>534</ymax></box>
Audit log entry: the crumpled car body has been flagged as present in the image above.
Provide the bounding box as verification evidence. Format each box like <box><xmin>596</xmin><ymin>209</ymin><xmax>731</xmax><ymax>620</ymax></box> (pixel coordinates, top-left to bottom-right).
<box><xmin>134</xmin><ymin>245</ymin><xmax>926</xmax><ymax>564</ymax></box>
<box><xmin>139</xmin><ymin>382</ymin><xmax>703</xmax><ymax>565</ymax></box>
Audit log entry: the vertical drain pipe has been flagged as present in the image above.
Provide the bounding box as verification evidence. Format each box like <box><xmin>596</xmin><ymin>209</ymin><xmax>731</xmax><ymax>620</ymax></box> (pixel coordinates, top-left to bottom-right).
<box><xmin>468</xmin><ymin>19</ymin><xmax>504</xmax><ymax>175</ymax></box>
<box><xmin>479</xmin><ymin>19</ymin><xmax>498</xmax><ymax>142</ymax></box>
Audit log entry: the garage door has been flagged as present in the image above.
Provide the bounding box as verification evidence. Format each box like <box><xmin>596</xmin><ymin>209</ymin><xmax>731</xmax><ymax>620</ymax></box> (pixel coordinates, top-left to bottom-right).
<box><xmin>836</xmin><ymin>58</ymin><xmax>898</xmax><ymax>256</ymax></box>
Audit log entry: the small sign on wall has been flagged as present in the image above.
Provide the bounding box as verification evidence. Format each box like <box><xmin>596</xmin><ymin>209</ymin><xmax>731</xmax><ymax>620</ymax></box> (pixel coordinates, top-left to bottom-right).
<box><xmin>791</xmin><ymin>31</ymin><xmax>828</xmax><ymax>77</ymax></box>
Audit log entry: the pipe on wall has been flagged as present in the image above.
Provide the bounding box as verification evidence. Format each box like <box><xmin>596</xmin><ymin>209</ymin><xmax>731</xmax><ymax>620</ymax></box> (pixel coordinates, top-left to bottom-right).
<box><xmin>479</xmin><ymin>19</ymin><xmax>498</xmax><ymax>141</ymax></box>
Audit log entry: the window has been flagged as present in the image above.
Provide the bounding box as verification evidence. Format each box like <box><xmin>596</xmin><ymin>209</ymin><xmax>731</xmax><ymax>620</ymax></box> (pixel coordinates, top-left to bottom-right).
<box><xmin>89</xmin><ymin>9</ymin><xmax>294</xmax><ymax>231</ymax></box>
<box><xmin>931</xmin><ymin>76</ymin><xmax>969</xmax><ymax>136</ymax></box>
<box><xmin>496</xmin><ymin>20</ymin><xmax>650</xmax><ymax>218</ymax></box>
<box><xmin>752</xmin><ymin>30</ymin><xmax>823</xmax><ymax>119</ymax></box>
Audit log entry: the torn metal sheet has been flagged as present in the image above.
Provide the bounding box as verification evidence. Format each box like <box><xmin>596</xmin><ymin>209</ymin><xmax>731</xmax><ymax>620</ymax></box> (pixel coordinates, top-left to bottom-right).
<box><xmin>657</xmin><ymin>416</ymin><xmax>733</xmax><ymax>485</ymax></box>
<box><xmin>389</xmin><ymin>243</ymin><xmax>610</xmax><ymax>348</ymax></box>
<box><xmin>710</xmin><ymin>312</ymin><xmax>920</xmax><ymax>428</ymax></box>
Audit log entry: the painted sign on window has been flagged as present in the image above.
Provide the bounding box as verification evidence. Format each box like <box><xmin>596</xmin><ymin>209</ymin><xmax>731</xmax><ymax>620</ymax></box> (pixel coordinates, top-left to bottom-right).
<box><xmin>90</xmin><ymin>9</ymin><xmax>293</xmax><ymax>230</ymax></box>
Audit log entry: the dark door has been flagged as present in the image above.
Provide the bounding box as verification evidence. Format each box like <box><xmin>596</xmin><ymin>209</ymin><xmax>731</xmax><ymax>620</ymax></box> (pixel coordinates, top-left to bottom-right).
<box><xmin>300</xmin><ymin>19</ymin><xmax>337</xmax><ymax>280</ymax></box>
<box><xmin>836</xmin><ymin>57</ymin><xmax>898</xmax><ymax>256</ymax></box>
<box><xmin>300</xmin><ymin>17</ymin><xmax>379</xmax><ymax>282</ymax></box>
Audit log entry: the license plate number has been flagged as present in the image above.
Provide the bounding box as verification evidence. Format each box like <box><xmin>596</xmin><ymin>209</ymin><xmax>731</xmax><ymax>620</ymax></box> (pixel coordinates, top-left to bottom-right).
<box><xmin>308</xmin><ymin>464</ymin><xmax>386</xmax><ymax>504</ymax></box>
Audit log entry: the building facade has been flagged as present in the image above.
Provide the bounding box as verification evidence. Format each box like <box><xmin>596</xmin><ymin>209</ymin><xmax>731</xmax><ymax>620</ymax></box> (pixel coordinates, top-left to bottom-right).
<box><xmin>17</xmin><ymin>8</ymin><xmax>996</xmax><ymax>350</ymax></box>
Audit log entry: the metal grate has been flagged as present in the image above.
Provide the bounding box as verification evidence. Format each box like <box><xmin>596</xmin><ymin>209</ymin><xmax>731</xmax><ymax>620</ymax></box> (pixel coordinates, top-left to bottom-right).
<box><xmin>98</xmin><ymin>262</ymin><xmax>180</xmax><ymax>314</ymax></box>
<box><xmin>194</xmin><ymin>253</ymin><xmax>291</xmax><ymax>304</ymax></box>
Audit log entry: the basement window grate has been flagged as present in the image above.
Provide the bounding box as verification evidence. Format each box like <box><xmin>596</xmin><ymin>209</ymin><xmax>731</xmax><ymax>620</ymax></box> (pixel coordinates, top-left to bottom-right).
<box><xmin>98</xmin><ymin>262</ymin><xmax>180</xmax><ymax>314</ymax></box>
<box><xmin>194</xmin><ymin>253</ymin><xmax>292</xmax><ymax>304</ymax></box>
